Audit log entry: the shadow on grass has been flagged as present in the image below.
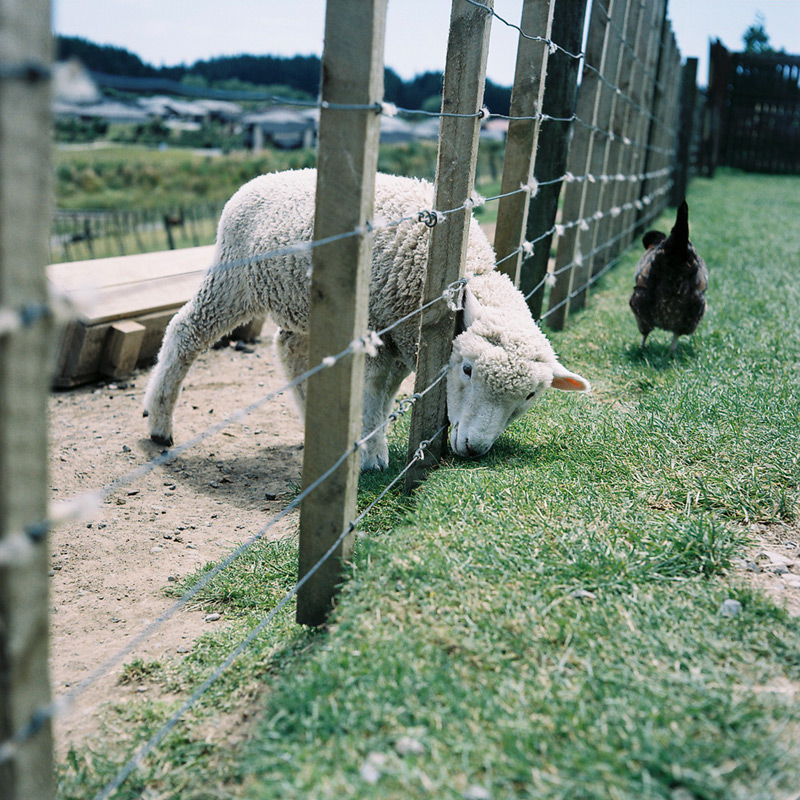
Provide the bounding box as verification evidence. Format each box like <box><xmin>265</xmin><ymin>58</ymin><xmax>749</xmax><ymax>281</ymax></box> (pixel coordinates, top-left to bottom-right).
<box><xmin>623</xmin><ymin>338</ymin><xmax>698</xmax><ymax>369</ymax></box>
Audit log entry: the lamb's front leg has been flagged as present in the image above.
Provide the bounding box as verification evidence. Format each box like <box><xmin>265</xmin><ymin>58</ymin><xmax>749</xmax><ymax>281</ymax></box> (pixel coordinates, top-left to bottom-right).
<box><xmin>144</xmin><ymin>291</ymin><xmax>255</xmax><ymax>445</ymax></box>
<box><xmin>360</xmin><ymin>350</ymin><xmax>409</xmax><ymax>471</ymax></box>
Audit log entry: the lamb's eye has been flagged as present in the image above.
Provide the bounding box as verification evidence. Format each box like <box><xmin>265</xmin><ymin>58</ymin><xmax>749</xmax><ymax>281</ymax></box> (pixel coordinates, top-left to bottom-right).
<box><xmin>463</xmin><ymin>363</ymin><xmax>473</xmax><ymax>377</ymax></box>
<box><xmin>526</xmin><ymin>390</ymin><xmax>537</xmax><ymax>400</ymax></box>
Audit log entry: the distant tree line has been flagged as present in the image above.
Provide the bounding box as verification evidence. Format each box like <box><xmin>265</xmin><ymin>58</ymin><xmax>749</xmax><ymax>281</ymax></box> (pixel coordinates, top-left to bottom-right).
<box><xmin>56</xmin><ymin>35</ymin><xmax>512</xmax><ymax>114</ymax></box>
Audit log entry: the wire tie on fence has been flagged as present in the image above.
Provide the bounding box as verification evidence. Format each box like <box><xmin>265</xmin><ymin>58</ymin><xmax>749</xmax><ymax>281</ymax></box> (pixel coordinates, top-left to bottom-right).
<box><xmin>351</xmin><ymin>330</ymin><xmax>383</xmax><ymax>358</ymax></box>
<box><xmin>0</xmin><ymin>60</ymin><xmax>51</xmax><ymax>82</ymax></box>
<box><xmin>24</xmin><ymin>520</ymin><xmax>50</xmax><ymax>543</ymax></box>
<box><xmin>366</xmin><ymin>214</ymin><xmax>391</xmax><ymax>233</ymax></box>
<box><xmin>444</xmin><ymin>282</ymin><xmax>466</xmax><ymax>313</ymax></box>
<box><xmin>0</xmin><ymin>533</ymin><xmax>34</xmax><ymax>567</ymax></box>
<box><xmin>19</xmin><ymin>302</ymin><xmax>50</xmax><ymax>327</ymax></box>
<box><xmin>417</xmin><ymin>209</ymin><xmax>440</xmax><ymax>228</ymax></box>
<box><xmin>478</xmin><ymin>105</ymin><xmax>490</xmax><ymax>120</ymax></box>
<box><xmin>465</xmin><ymin>192</ymin><xmax>486</xmax><ymax>209</ymax></box>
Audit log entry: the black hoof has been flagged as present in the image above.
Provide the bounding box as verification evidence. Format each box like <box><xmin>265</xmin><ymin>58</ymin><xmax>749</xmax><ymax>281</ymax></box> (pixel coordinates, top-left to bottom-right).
<box><xmin>150</xmin><ymin>433</ymin><xmax>173</xmax><ymax>447</ymax></box>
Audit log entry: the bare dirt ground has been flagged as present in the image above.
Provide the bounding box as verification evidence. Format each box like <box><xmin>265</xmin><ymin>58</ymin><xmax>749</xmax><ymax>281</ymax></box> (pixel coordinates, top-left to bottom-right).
<box><xmin>47</xmin><ymin>317</ymin><xmax>800</xmax><ymax>759</ymax></box>
<box><xmin>48</xmin><ymin>319</ymin><xmax>306</xmax><ymax>755</ymax></box>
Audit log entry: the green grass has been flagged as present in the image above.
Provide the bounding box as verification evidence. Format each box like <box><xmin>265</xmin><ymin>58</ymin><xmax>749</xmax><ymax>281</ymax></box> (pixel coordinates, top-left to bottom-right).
<box><xmin>57</xmin><ymin>170</ymin><xmax>800</xmax><ymax>799</ymax></box>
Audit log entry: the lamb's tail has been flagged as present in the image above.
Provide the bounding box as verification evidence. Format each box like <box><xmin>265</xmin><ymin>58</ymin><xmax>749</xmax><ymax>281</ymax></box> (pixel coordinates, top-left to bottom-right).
<box><xmin>667</xmin><ymin>200</ymin><xmax>690</xmax><ymax>252</ymax></box>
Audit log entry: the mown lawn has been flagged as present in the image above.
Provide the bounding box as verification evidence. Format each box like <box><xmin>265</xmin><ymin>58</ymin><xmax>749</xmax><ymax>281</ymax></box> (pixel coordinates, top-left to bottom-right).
<box><xmin>58</xmin><ymin>170</ymin><xmax>800</xmax><ymax>800</ymax></box>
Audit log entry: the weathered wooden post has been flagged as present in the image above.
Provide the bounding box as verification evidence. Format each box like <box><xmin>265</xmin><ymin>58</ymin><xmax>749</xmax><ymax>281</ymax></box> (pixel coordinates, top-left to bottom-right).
<box><xmin>592</xmin><ymin>0</ymin><xmax>644</xmax><ymax>267</ymax></box>
<box><xmin>0</xmin><ymin>0</ymin><xmax>56</xmax><ymax>797</ymax></box>
<box><xmin>493</xmin><ymin>0</ymin><xmax>556</xmax><ymax>285</ymax></box>
<box><xmin>520</xmin><ymin>0</ymin><xmax>588</xmax><ymax>319</ymax></box>
<box><xmin>569</xmin><ymin>0</ymin><xmax>627</xmax><ymax>311</ymax></box>
<box><xmin>544</xmin><ymin>0</ymin><xmax>614</xmax><ymax>329</ymax></box>
<box><xmin>617</xmin><ymin>0</ymin><xmax>666</xmax><ymax>248</ymax></box>
<box><xmin>403</xmin><ymin>0</ymin><xmax>493</xmax><ymax>493</ymax></box>
<box><xmin>672</xmin><ymin>57</ymin><xmax>698</xmax><ymax>206</ymax></box>
<box><xmin>296</xmin><ymin>0</ymin><xmax>387</xmax><ymax>626</ymax></box>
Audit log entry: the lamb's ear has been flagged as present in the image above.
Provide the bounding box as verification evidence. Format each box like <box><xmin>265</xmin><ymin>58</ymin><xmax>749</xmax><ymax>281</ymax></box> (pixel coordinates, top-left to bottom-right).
<box><xmin>550</xmin><ymin>362</ymin><xmax>591</xmax><ymax>392</ymax></box>
<box><xmin>461</xmin><ymin>285</ymin><xmax>484</xmax><ymax>328</ymax></box>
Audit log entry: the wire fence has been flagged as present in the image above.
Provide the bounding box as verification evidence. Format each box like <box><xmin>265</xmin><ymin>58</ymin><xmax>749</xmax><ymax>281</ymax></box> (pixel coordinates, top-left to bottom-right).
<box><xmin>0</xmin><ymin>0</ymin><xmax>694</xmax><ymax>797</ymax></box>
<box><xmin>50</xmin><ymin>202</ymin><xmax>226</xmax><ymax>263</ymax></box>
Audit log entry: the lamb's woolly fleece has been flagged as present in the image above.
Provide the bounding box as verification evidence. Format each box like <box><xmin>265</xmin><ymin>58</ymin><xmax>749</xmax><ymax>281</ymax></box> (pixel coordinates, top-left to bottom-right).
<box><xmin>211</xmin><ymin>167</ymin><xmax>496</xmax><ymax>367</ymax></box>
<box><xmin>458</xmin><ymin>271</ymin><xmax>563</xmax><ymax>397</ymax></box>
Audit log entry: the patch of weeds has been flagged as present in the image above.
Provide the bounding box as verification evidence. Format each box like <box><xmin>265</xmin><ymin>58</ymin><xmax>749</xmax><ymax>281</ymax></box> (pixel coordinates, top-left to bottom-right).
<box><xmin>118</xmin><ymin>658</ymin><xmax>164</xmax><ymax>685</ymax></box>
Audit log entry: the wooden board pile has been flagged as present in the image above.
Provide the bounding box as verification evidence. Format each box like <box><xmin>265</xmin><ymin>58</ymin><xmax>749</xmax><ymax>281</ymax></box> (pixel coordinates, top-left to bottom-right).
<box><xmin>47</xmin><ymin>246</ymin><xmax>264</xmax><ymax>387</ymax></box>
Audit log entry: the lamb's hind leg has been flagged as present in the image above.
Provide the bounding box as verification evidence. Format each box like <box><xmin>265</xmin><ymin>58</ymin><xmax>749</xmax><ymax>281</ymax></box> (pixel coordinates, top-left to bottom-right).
<box><xmin>274</xmin><ymin>329</ymin><xmax>309</xmax><ymax>415</ymax></box>
<box><xmin>360</xmin><ymin>348</ymin><xmax>410</xmax><ymax>471</ymax></box>
<box><xmin>143</xmin><ymin>295</ymin><xmax>256</xmax><ymax>445</ymax></box>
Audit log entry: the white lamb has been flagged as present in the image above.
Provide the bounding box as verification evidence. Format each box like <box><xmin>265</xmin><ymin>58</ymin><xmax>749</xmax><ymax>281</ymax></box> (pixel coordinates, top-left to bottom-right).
<box><xmin>143</xmin><ymin>169</ymin><xmax>590</xmax><ymax>470</ymax></box>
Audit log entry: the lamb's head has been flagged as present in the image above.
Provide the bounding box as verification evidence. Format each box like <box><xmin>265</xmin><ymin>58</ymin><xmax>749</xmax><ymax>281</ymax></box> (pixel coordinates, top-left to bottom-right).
<box><xmin>446</xmin><ymin>286</ymin><xmax>590</xmax><ymax>459</ymax></box>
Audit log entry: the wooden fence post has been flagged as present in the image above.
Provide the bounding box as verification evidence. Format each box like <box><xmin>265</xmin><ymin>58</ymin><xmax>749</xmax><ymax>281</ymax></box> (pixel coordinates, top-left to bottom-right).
<box><xmin>617</xmin><ymin>0</ymin><xmax>666</xmax><ymax>247</ymax></box>
<box><xmin>296</xmin><ymin>0</ymin><xmax>387</xmax><ymax>627</ymax></box>
<box><xmin>0</xmin><ymin>0</ymin><xmax>56</xmax><ymax>797</ymax></box>
<box><xmin>593</xmin><ymin>0</ymin><xmax>645</xmax><ymax>268</ymax></box>
<box><xmin>584</xmin><ymin>0</ymin><xmax>634</xmax><ymax>279</ymax></box>
<box><xmin>640</xmin><ymin>23</ymin><xmax>680</xmax><ymax>222</ymax></box>
<box><xmin>520</xmin><ymin>0</ymin><xmax>588</xmax><ymax>319</ymax></box>
<box><xmin>672</xmin><ymin>57</ymin><xmax>698</xmax><ymax>206</ymax></box>
<box><xmin>493</xmin><ymin>0</ymin><xmax>556</xmax><ymax>285</ymax></box>
<box><xmin>544</xmin><ymin>0</ymin><xmax>614</xmax><ymax>330</ymax></box>
<box><xmin>569</xmin><ymin>0</ymin><xmax>628</xmax><ymax>310</ymax></box>
<box><xmin>403</xmin><ymin>0</ymin><xmax>493</xmax><ymax>492</ymax></box>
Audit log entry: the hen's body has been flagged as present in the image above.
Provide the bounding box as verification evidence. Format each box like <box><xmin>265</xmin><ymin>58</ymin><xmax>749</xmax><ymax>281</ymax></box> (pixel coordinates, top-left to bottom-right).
<box><xmin>630</xmin><ymin>201</ymin><xmax>708</xmax><ymax>354</ymax></box>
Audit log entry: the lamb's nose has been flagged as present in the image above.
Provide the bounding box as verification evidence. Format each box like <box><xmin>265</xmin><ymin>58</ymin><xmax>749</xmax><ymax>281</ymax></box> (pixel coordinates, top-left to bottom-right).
<box><xmin>464</xmin><ymin>440</ymin><xmax>479</xmax><ymax>458</ymax></box>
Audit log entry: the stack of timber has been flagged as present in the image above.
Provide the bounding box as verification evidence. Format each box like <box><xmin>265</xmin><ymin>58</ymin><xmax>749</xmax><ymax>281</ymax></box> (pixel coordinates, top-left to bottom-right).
<box><xmin>47</xmin><ymin>246</ymin><xmax>264</xmax><ymax>387</ymax></box>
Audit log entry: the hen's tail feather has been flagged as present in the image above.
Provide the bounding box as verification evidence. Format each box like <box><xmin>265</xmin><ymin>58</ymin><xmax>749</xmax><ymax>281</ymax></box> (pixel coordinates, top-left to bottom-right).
<box><xmin>667</xmin><ymin>200</ymin><xmax>690</xmax><ymax>252</ymax></box>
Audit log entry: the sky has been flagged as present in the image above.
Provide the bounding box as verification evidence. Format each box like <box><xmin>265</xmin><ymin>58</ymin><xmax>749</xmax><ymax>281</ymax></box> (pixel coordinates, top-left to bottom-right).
<box><xmin>52</xmin><ymin>1</ymin><xmax>800</xmax><ymax>88</ymax></box>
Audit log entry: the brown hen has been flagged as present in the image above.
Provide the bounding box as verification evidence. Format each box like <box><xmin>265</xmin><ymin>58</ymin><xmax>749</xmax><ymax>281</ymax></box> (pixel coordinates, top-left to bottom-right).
<box><xmin>629</xmin><ymin>201</ymin><xmax>708</xmax><ymax>354</ymax></box>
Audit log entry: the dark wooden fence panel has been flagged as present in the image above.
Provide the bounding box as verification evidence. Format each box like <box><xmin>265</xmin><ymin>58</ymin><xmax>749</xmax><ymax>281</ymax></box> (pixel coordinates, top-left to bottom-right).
<box><xmin>704</xmin><ymin>41</ymin><xmax>800</xmax><ymax>175</ymax></box>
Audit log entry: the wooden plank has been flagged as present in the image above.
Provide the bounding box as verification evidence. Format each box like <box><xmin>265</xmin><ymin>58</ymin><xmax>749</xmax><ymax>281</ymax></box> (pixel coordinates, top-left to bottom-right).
<box><xmin>51</xmin><ymin>309</ymin><xmax>178</xmax><ymax>388</ymax></box>
<box><xmin>100</xmin><ymin>320</ymin><xmax>146</xmax><ymax>379</ymax></box>
<box><xmin>493</xmin><ymin>0</ymin><xmax>555</xmax><ymax>285</ymax></box>
<box><xmin>296</xmin><ymin>0</ymin><xmax>386</xmax><ymax>627</ymax></box>
<box><xmin>0</xmin><ymin>0</ymin><xmax>56</xmax><ymax>797</ymax></box>
<box><xmin>47</xmin><ymin>244</ymin><xmax>214</xmax><ymax>324</ymax></box>
<box><xmin>404</xmin><ymin>0</ymin><xmax>494</xmax><ymax>493</ymax></box>
<box><xmin>544</xmin><ymin>0</ymin><xmax>613</xmax><ymax>330</ymax></box>
<box><xmin>520</xmin><ymin>0</ymin><xmax>588</xmax><ymax>319</ymax></box>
